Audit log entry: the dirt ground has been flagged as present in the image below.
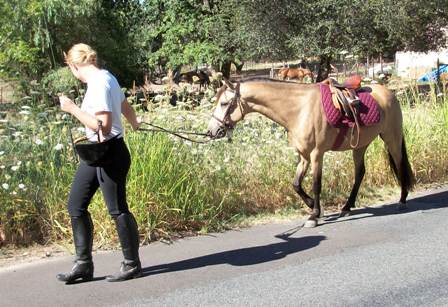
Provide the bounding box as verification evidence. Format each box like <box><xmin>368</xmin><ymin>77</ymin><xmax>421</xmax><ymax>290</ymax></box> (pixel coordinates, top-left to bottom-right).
<box><xmin>0</xmin><ymin>244</ymin><xmax>69</xmax><ymax>269</ymax></box>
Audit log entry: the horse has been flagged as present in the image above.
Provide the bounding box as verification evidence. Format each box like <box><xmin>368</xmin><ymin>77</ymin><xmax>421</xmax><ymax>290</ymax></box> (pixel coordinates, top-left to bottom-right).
<box><xmin>207</xmin><ymin>78</ymin><xmax>415</xmax><ymax>227</ymax></box>
<box><xmin>278</xmin><ymin>67</ymin><xmax>314</xmax><ymax>83</ymax></box>
<box><xmin>173</xmin><ymin>69</ymin><xmax>210</xmax><ymax>91</ymax></box>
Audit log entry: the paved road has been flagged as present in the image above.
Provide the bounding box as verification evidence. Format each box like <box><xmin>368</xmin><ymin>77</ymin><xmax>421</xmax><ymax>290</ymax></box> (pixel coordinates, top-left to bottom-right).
<box><xmin>1</xmin><ymin>187</ymin><xmax>447</xmax><ymax>307</ymax></box>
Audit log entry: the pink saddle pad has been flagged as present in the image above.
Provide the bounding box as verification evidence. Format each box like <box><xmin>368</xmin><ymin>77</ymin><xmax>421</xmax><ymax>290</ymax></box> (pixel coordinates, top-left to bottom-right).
<box><xmin>319</xmin><ymin>83</ymin><xmax>380</xmax><ymax>127</ymax></box>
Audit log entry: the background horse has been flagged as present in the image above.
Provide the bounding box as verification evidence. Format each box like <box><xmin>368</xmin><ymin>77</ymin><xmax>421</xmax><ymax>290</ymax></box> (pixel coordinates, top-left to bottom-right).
<box><xmin>173</xmin><ymin>69</ymin><xmax>210</xmax><ymax>91</ymax></box>
<box><xmin>207</xmin><ymin>78</ymin><xmax>415</xmax><ymax>227</ymax></box>
<box><xmin>278</xmin><ymin>67</ymin><xmax>314</xmax><ymax>83</ymax></box>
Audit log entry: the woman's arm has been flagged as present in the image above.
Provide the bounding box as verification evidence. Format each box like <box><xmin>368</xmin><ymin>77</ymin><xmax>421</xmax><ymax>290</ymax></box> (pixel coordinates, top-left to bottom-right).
<box><xmin>59</xmin><ymin>95</ymin><xmax>112</xmax><ymax>135</ymax></box>
<box><xmin>121</xmin><ymin>98</ymin><xmax>140</xmax><ymax>130</ymax></box>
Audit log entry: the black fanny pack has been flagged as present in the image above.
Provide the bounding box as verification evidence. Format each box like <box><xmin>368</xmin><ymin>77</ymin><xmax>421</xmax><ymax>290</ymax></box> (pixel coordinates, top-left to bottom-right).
<box><xmin>74</xmin><ymin>120</ymin><xmax>120</xmax><ymax>167</ymax></box>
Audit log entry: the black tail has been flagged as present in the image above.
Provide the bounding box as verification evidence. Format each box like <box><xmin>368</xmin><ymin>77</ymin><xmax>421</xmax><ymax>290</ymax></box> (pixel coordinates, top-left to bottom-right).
<box><xmin>387</xmin><ymin>137</ymin><xmax>415</xmax><ymax>191</ymax></box>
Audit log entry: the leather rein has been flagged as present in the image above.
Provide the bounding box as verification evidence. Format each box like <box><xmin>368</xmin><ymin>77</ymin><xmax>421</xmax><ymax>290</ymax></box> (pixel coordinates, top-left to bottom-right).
<box><xmin>138</xmin><ymin>122</ymin><xmax>213</xmax><ymax>144</ymax></box>
<box><xmin>139</xmin><ymin>82</ymin><xmax>242</xmax><ymax>143</ymax></box>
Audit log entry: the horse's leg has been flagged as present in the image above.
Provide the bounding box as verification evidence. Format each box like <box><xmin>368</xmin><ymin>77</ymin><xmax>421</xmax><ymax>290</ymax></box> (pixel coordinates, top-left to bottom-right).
<box><xmin>380</xmin><ymin>134</ymin><xmax>415</xmax><ymax>210</ymax></box>
<box><xmin>340</xmin><ymin>146</ymin><xmax>368</xmax><ymax>217</ymax></box>
<box><xmin>292</xmin><ymin>156</ymin><xmax>314</xmax><ymax>209</ymax></box>
<box><xmin>304</xmin><ymin>151</ymin><xmax>324</xmax><ymax>228</ymax></box>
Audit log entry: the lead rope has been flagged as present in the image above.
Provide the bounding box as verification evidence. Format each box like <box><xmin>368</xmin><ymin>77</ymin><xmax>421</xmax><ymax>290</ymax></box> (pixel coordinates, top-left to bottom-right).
<box><xmin>138</xmin><ymin>122</ymin><xmax>214</xmax><ymax>144</ymax></box>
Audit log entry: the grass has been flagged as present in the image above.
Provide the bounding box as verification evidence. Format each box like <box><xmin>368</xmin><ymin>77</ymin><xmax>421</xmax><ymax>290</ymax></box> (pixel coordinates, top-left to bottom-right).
<box><xmin>0</xmin><ymin>82</ymin><xmax>447</xmax><ymax>249</ymax></box>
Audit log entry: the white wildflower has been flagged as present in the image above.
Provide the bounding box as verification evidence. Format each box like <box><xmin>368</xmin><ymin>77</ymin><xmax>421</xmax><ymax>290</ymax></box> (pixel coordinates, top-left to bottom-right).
<box><xmin>11</xmin><ymin>191</ymin><xmax>17</xmax><ymax>195</ymax></box>
<box><xmin>35</xmin><ymin>139</ymin><xmax>43</xmax><ymax>145</ymax></box>
<box><xmin>0</xmin><ymin>165</ymin><xmax>5</xmax><ymax>169</ymax></box>
<box><xmin>17</xmin><ymin>161</ymin><xmax>22</xmax><ymax>166</ymax></box>
<box><xmin>2</xmin><ymin>183</ymin><xmax>9</xmax><ymax>190</ymax></box>
<box><xmin>154</xmin><ymin>94</ymin><xmax>164</xmax><ymax>102</ymax></box>
<box><xmin>11</xmin><ymin>165</ymin><xmax>19</xmax><ymax>171</ymax></box>
<box><xmin>18</xmin><ymin>183</ymin><xmax>26</xmax><ymax>190</ymax></box>
<box><xmin>54</xmin><ymin>144</ymin><xmax>64</xmax><ymax>151</ymax></box>
<box><xmin>0</xmin><ymin>151</ymin><xmax>4</xmax><ymax>156</ymax></box>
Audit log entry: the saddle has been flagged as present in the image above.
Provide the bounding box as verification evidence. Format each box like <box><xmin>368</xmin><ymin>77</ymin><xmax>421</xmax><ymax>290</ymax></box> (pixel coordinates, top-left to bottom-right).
<box><xmin>322</xmin><ymin>75</ymin><xmax>363</xmax><ymax>148</ymax></box>
<box><xmin>322</xmin><ymin>75</ymin><xmax>362</xmax><ymax>121</ymax></box>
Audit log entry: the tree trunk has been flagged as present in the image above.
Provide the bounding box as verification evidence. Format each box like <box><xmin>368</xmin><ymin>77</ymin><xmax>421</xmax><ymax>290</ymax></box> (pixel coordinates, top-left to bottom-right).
<box><xmin>234</xmin><ymin>62</ymin><xmax>244</xmax><ymax>75</ymax></box>
<box><xmin>221</xmin><ymin>61</ymin><xmax>232</xmax><ymax>79</ymax></box>
<box><xmin>316</xmin><ymin>55</ymin><xmax>332</xmax><ymax>82</ymax></box>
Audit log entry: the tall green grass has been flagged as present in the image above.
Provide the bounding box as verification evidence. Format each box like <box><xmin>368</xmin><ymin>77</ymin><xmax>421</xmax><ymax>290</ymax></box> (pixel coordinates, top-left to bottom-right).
<box><xmin>0</xmin><ymin>85</ymin><xmax>447</xmax><ymax>247</ymax></box>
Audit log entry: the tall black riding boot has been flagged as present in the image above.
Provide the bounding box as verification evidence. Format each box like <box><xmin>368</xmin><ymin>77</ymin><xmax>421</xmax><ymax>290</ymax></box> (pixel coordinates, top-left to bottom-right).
<box><xmin>106</xmin><ymin>213</ymin><xmax>142</xmax><ymax>282</ymax></box>
<box><xmin>57</xmin><ymin>212</ymin><xmax>94</xmax><ymax>283</ymax></box>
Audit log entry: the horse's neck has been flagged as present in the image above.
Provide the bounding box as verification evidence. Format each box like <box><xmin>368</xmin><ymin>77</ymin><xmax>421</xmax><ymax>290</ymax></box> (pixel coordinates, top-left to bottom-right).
<box><xmin>241</xmin><ymin>82</ymin><xmax>310</xmax><ymax>130</ymax></box>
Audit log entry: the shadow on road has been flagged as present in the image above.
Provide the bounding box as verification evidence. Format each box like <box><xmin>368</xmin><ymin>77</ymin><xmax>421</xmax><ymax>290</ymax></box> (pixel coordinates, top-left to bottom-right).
<box><xmin>323</xmin><ymin>190</ymin><xmax>448</xmax><ymax>224</ymax></box>
<box><xmin>141</xmin><ymin>235</ymin><xmax>325</xmax><ymax>277</ymax></box>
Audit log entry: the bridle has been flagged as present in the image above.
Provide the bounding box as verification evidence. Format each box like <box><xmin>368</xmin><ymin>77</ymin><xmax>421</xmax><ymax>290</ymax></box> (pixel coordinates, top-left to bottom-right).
<box><xmin>212</xmin><ymin>82</ymin><xmax>242</xmax><ymax>136</ymax></box>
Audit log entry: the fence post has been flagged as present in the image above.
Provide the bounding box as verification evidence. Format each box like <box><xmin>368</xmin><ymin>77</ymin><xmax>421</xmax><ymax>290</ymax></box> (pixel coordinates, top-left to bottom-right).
<box><xmin>366</xmin><ymin>57</ymin><xmax>369</xmax><ymax>77</ymax></box>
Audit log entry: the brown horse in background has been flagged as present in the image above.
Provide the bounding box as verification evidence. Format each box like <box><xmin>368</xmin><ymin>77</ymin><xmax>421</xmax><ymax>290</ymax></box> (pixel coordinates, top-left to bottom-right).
<box><xmin>207</xmin><ymin>78</ymin><xmax>415</xmax><ymax>227</ymax></box>
<box><xmin>278</xmin><ymin>67</ymin><xmax>314</xmax><ymax>83</ymax></box>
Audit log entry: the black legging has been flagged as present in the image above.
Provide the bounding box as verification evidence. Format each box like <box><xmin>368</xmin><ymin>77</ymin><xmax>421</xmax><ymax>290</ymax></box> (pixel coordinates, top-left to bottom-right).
<box><xmin>68</xmin><ymin>138</ymin><xmax>131</xmax><ymax>218</ymax></box>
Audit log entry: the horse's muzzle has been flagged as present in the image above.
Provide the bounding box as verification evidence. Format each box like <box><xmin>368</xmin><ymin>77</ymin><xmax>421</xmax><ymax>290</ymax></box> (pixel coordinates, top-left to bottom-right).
<box><xmin>207</xmin><ymin>127</ymin><xmax>227</xmax><ymax>139</ymax></box>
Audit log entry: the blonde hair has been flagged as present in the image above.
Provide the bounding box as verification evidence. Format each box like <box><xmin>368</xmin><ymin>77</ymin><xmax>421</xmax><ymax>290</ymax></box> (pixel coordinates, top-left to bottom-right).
<box><xmin>64</xmin><ymin>43</ymin><xmax>97</xmax><ymax>66</ymax></box>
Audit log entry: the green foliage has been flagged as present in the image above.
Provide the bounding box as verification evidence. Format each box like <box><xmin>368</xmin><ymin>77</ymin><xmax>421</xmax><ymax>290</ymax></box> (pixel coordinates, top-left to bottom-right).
<box><xmin>1</xmin><ymin>0</ymin><xmax>447</xmax><ymax>87</ymax></box>
<box><xmin>41</xmin><ymin>67</ymin><xmax>82</xmax><ymax>97</ymax></box>
<box><xmin>0</xmin><ymin>0</ymin><xmax>144</xmax><ymax>85</ymax></box>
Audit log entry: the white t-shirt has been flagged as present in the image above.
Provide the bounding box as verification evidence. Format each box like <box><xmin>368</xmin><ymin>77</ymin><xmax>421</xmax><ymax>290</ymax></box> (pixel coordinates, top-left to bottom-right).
<box><xmin>81</xmin><ymin>69</ymin><xmax>125</xmax><ymax>141</ymax></box>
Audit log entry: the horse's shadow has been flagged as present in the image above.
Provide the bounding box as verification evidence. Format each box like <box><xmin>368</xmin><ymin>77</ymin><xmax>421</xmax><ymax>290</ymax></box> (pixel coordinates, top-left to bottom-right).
<box><xmin>141</xmin><ymin>235</ymin><xmax>325</xmax><ymax>277</ymax></box>
<box><xmin>140</xmin><ymin>191</ymin><xmax>446</xmax><ymax>278</ymax></box>
<box><xmin>323</xmin><ymin>190</ymin><xmax>448</xmax><ymax>224</ymax></box>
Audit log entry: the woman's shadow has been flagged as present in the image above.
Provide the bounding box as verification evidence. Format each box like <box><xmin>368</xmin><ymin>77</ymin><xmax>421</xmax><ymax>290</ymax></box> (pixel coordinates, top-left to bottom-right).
<box><xmin>142</xmin><ymin>235</ymin><xmax>326</xmax><ymax>277</ymax></box>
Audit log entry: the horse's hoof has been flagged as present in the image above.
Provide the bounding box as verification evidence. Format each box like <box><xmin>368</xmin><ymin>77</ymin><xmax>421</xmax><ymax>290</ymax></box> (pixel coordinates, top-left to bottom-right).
<box><xmin>319</xmin><ymin>207</ymin><xmax>324</xmax><ymax>218</ymax></box>
<box><xmin>397</xmin><ymin>202</ymin><xmax>407</xmax><ymax>211</ymax></box>
<box><xmin>304</xmin><ymin>219</ymin><xmax>318</xmax><ymax>228</ymax></box>
<box><xmin>339</xmin><ymin>210</ymin><xmax>351</xmax><ymax>218</ymax></box>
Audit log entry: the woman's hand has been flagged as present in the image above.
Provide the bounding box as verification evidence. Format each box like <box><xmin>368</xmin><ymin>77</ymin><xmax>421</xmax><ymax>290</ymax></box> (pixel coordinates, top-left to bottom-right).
<box><xmin>121</xmin><ymin>99</ymin><xmax>141</xmax><ymax>131</ymax></box>
<box><xmin>59</xmin><ymin>95</ymin><xmax>77</xmax><ymax>114</ymax></box>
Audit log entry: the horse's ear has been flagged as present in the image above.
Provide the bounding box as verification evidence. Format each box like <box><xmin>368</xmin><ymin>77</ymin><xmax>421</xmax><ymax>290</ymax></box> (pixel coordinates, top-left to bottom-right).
<box><xmin>223</xmin><ymin>77</ymin><xmax>235</xmax><ymax>90</ymax></box>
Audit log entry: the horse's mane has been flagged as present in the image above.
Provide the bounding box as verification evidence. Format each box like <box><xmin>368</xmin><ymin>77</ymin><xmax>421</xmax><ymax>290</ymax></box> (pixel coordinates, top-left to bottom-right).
<box><xmin>214</xmin><ymin>77</ymin><xmax>305</xmax><ymax>101</ymax></box>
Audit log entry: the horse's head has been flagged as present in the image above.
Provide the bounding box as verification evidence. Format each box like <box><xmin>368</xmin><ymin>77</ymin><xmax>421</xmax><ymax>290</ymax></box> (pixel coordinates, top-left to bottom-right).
<box><xmin>207</xmin><ymin>80</ymin><xmax>244</xmax><ymax>139</ymax></box>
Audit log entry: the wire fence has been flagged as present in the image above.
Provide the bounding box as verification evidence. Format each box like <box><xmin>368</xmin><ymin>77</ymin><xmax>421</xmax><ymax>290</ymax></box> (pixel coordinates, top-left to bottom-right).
<box><xmin>240</xmin><ymin>58</ymin><xmax>394</xmax><ymax>80</ymax></box>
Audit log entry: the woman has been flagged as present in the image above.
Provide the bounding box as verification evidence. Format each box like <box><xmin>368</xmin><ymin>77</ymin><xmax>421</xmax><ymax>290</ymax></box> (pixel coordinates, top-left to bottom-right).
<box><xmin>56</xmin><ymin>43</ymin><xmax>142</xmax><ymax>283</ymax></box>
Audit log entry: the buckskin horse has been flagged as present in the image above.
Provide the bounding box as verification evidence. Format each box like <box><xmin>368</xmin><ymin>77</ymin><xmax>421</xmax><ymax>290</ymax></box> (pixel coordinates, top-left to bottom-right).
<box><xmin>278</xmin><ymin>67</ymin><xmax>314</xmax><ymax>83</ymax></box>
<box><xmin>207</xmin><ymin>78</ymin><xmax>415</xmax><ymax>227</ymax></box>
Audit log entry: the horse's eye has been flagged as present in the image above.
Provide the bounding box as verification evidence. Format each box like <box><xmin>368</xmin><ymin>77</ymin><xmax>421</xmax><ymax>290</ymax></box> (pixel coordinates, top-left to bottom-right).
<box><xmin>220</xmin><ymin>101</ymin><xmax>229</xmax><ymax>106</ymax></box>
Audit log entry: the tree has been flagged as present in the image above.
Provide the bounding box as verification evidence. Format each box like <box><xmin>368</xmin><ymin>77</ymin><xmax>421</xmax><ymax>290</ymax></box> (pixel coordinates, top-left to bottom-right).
<box><xmin>0</xmin><ymin>0</ymin><xmax>145</xmax><ymax>85</ymax></box>
<box><xmin>240</xmin><ymin>0</ymin><xmax>448</xmax><ymax>81</ymax></box>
